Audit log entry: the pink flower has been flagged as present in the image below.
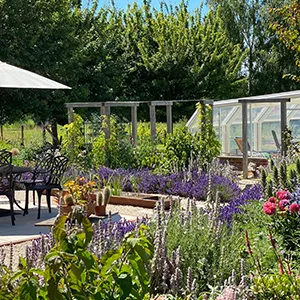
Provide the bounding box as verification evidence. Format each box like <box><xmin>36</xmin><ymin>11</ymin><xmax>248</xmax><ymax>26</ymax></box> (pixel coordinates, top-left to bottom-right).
<box><xmin>276</xmin><ymin>190</ymin><xmax>285</xmax><ymax>199</ymax></box>
<box><xmin>278</xmin><ymin>200</ymin><xmax>289</xmax><ymax>211</ymax></box>
<box><xmin>263</xmin><ymin>201</ymin><xmax>276</xmax><ymax>215</ymax></box>
<box><xmin>276</xmin><ymin>190</ymin><xmax>291</xmax><ymax>200</ymax></box>
<box><xmin>290</xmin><ymin>203</ymin><xmax>300</xmax><ymax>214</ymax></box>
<box><xmin>268</xmin><ymin>196</ymin><xmax>276</xmax><ymax>203</ymax></box>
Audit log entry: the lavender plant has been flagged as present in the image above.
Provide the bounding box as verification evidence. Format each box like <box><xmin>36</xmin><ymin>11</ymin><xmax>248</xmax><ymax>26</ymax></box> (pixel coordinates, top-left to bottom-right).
<box><xmin>219</xmin><ymin>184</ymin><xmax>262</xmax><ymax>225</ymax></box>
<box><xmin>149</xmin><ymin>196</ymin><xmax>245</xmax><ymax>297</ymax></box>
<box><xmin>65</xmin><ymin>165</ymin><xmax>241</xmax><ymax>202</ymax></box>
<box><xmin>0</xmin><ymin>209</ymin><xmax>154</xmax><ymax>299</ymax></box>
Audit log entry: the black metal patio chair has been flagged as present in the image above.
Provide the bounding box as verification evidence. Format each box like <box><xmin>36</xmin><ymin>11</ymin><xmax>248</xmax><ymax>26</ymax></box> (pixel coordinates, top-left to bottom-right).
<box><xmin>27</xmin><ymin>155</ymin><xmax>69</xmax><ymax>219</ymax></box>
<box><xmin>0</xmin><ymin>150</ymin><xmax>14</xmax><ymax>225</ymax></box>
<box><xmin>0</xmin><ymin>149</ymin><xmax>12</xmax><ymax>165</ymax></box>
<box><xmin>18</xmin><ymin>152</ymin><xmax>55</xmax><ymax>214</ymax></box>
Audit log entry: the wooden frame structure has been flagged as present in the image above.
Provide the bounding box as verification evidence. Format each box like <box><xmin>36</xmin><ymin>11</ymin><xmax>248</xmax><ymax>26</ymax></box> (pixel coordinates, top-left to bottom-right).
<box><xmin>65</xmin><ymin>100</ymin><xmax>213</xmax><ymax>144</ymax></box>
<box><xmin>238</xmin><ymin>98</ymin><xmax>290</xmax><ymax>178</ymax></box>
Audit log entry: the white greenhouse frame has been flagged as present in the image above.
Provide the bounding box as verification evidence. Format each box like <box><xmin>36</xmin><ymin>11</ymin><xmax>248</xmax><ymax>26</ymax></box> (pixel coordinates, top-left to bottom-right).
<box><xmin>187</xmin><ymin>90</ymin><xmax>300</xmax><ymax>178</ymax></box>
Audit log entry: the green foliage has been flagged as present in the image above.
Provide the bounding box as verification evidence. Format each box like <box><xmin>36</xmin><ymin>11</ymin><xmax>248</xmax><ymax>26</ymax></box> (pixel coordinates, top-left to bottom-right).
<box><xmin>161</xmin><ymin>126</ymin><xmax>196</xmax><ymax>171</ymax></box>
<box><xmin>271</xmin><ymin>212</ymin><xmax>300</xmax><ymax>252</ymax></box>
<box><xmin>253</xmin><ymin>273</ymin><xmax>300</xmax><ymax>299</ymax></box>
<box><xmin>1</xmin><ymin>208</ymin><xmax>154</xmax><ymax>299</ymax></box>
<box><xmin>270</xmin><ymin>1</ymin><xmax>300</xmax><ymax>84</ymax></box>
<box><xmin>92</xmin><ymin>115</ymin><xmax>137</xmax><ymax>169</ymax></box>
<box><xmin>165</xmin><ymin>203</ymin><xmax>244</xmax><ymax>294</ymax></box>
<box><xmin>209</xmin><ymin>0</ymin><xmax>300</xmax><ymax>97</ymax></box>
<box><xmin>279</xmin><ymin>161</ymin><xmax>287</xmax><ymax>189</ymax></box>
<box><xmin>272</xmin><ymin>166</ymin><xmax>279</xmax><ymax>190</ymax></box>
<box><xmin>61</xmin><ymin>114</ymin><xmax>88</xmax><ymax>168</ymax></box>
<box><xmin>195</xmin><ymin>103</ymin><xmax>221</xmax><ymax>168</ymax></box>
<box><xmin>91</xmin><ymin>132</ymin><xmax>106</xmax><ymax>167</ymax></box>
<box><xmin>234</xmin><ymin>201</ymin><xmax>278</xmax><ymax>273</ymax></box>
<box><xmin>261</xmin><ymin>168</ymin><xmax>267</xmax><ymax>197</ymax></box>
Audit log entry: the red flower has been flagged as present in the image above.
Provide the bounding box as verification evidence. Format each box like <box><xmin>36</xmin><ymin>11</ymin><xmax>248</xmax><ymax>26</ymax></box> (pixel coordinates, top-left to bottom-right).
<box><xmin>276</xmin><ymin>190</ymin><xmax>291</xmax><ymax>200</ymax></box>
<box><xmin>276</xmin><ymin>190</ymin><xmax>285</xmax><ymax>199</ymax></box>
<box><xmin>263</xmin><ymin>201</ymin><xmax>276</xmax><ymax>215</ymax></box>
<box><xmin>289</xmin><ymin>202</ymin><xmax>300</xmax><ymax>214</ymax></box>
<box><xmin>268</xmin><ymin>196</ymin><xmax>276</xmax><ymax>203</ymax></box>
<box><xmin>278</xmin><ymin>200</ymin><xmax>289</xmax><ymax>211</ymax></box>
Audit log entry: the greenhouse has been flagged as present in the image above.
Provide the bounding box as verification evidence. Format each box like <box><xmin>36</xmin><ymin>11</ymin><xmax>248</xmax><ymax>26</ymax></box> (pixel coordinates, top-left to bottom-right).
<box><xmin>187</xmin><ymin>90</ymin><xmax>300</xmax><ymax>178</ymax></box>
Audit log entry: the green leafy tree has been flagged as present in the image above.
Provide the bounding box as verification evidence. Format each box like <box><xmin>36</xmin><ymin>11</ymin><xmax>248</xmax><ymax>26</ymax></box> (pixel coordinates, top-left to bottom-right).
<box><xmin>207</xmin><ymin>0</ymin><xmax>300</xmax><ymax>96</ymax></box>
<box><xmin>270</xmin><ymin>1</ymin><xmax>300</xmax><ymax>82</ymax></box>
<box><xmin>0</xmin><ymin>0</ymin><xmax>94</xmax><ymax>142</ymax></box>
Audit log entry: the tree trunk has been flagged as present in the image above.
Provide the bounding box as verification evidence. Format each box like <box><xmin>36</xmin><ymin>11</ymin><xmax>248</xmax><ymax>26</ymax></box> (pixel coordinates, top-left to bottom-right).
<box><xmin>51</xmin><ymin>119</ymin><xmax>59</xmax><ymax>146</ymax></box>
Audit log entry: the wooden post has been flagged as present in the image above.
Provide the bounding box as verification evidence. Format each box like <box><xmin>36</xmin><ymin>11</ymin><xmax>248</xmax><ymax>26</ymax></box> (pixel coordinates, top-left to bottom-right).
<box><xmin>166</xmin><ymin>104</ymin><xmax>173</xmax><ymax>134</ymax></box>
<box><xmin>21</xmin><ymin>125</ymin><xmax>24</xmax><ymax>146</ymax></box>
<box><xmin>281</xmin><ymin>101</ymin><xmax>287</xmax><ymax>157</ymax></box>
<box><xmin>101</xmin><ymin>105</ymin><xmax>111</xmax><ymax>139</ymax></box>
<box><xmin>131</xmin><ymin>105</ymin><xmax>138</xmax><ymax>145</ymax></box>
<box><xmin>242</xmin><ymin>102</ymin><xmax>248</xmax><ymax>179</ymax></box>
<box><xmin>149</xmin><ymin>104</ymin><xmax>156</xmax><ymax>141</ymax></box>
<box><xmin>42</xmin><ymin>125</ymin><xmax>46</xmax><ymax>145</ymax></box>
<box><xmin>67</xmin><ymin>106</ymin><xmax>74</xmax><ymax>123</ymax></box>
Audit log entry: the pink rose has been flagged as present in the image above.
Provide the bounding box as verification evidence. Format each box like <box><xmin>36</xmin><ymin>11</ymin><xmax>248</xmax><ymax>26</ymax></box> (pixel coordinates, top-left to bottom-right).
<box><xmin>290</xmin><ymin>203</ymin><xmax>300</xmax><ymax>214</ymax></box>
<box><xmin>268</xmin><ymin>197</ymin><xmax>276</xmax><ymax>203</ymax></box>
<box><xmin>278</xmin><ymin>200</ymin><xmax>289</xmax><ymax>211</ymax></box>
<box><xmin>263</xmin><ymin>201</ymin><xmax>276</xmax><ymax>215</ymax></box>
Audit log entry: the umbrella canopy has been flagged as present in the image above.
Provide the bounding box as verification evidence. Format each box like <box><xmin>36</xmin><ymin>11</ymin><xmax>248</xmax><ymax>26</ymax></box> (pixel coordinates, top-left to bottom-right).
<box><xmin>0</xmin><ymin>61</ymin><xmax>71</xmax><ymax>89</ymax></box>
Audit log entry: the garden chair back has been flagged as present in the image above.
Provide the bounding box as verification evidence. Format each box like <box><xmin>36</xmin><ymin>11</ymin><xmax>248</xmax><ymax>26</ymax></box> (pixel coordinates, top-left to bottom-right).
<box><xmin>20</xmin><ymin>153</ymin><xmax>55</xmax><ymax>214</ymax></box>
<box><xmin>0</xmin><ymin>150</ymin><xmax>14</xmax><ymax>225</ymax></box>
<box><xmin>0</xmin><ymin>149</ymin><xmax>12</xmax><ymax>165</ymax></box>
<box><xmin>30</xmin><ymin>154</ymin><xmax>69</xmax><ymax>219</ymax></box>
<box><xmin>234</xmin><ymin>137</ymin><xmax>250</xmax><ymax>153</ymax></box>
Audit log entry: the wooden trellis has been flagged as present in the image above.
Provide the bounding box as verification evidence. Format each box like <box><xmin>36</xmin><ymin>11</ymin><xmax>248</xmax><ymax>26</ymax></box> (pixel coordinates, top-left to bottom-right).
<box><xmin>65</xmin><ymin>100</ymin><xmax>213</xmax><ymax>144</ymax></box>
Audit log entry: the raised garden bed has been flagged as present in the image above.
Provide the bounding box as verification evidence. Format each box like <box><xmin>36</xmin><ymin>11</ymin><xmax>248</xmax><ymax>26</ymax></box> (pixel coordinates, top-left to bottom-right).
<box><xmin>110</xmin><ymin>193</ymin><xmax>170</xmax><ymax>209</ymax></box>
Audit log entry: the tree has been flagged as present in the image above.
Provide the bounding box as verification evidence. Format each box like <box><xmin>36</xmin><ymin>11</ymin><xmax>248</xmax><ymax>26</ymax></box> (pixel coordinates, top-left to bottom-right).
<box><xmin>270</xmin><ymin>1</ymin><xmax>300</xmax><ymax>82</ymax></box>
<box><xmin>110</xmin><ymin>1</ymin><xmax>247</xmax><ymax>120</ymax></box>
<box><xmin>0</xmin><ymin>0</ymin><xmax>94</xmax><ymax>143</ymax></box>
<box><xmin>207</xmin><ymin>0</ymin><xmax>300</xmax><ymax>96</ymax></box>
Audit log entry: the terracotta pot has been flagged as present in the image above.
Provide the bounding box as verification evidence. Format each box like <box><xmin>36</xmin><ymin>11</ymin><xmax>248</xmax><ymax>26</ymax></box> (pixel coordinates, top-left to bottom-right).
<box><xmin>86</xmin><ymin>201</ymin><xmax>96</xmax><ymax>217</ymax></box>
<box><xmin>94</xmin><ymin>205</ymin><xmax>106</xmax><ymax>216</ymax></box>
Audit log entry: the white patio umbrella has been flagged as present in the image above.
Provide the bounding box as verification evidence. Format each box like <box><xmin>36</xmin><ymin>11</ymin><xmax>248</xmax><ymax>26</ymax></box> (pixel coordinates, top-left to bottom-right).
<box><xmin>0</xmin><ymin>61</ymin><xmax>71</xmax><ymax>89</ymax></box>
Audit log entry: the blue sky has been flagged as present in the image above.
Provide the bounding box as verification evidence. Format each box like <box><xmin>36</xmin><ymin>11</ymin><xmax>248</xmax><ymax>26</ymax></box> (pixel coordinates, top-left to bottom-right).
<box><xmin>84</xmin><ymin>0</ymin><xmax>207</xmax><ymax>13</ymax></box>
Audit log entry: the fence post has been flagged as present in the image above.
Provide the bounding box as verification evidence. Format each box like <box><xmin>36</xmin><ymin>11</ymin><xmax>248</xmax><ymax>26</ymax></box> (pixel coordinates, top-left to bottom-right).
<box><xmin>21</xmin><ymin>125</ymin><xmax>24</xmax><ymax>146</ymax></box>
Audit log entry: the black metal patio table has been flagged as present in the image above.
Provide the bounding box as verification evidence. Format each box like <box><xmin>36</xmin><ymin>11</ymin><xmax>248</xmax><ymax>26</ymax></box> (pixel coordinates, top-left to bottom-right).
<box><xmin>0</xmin><ymin>165</ymin><xmax>34</xmax><ymax>210</ymax></box>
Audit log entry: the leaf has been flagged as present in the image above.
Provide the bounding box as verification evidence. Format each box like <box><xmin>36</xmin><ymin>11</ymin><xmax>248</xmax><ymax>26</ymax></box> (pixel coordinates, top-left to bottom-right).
<box><xmin>112</xmin><ymin>272</ymin><xmax>132</xmax><ymax>300</ymax></box>
<box><xmin>53</xmin><ymin>216</ymin><xmax>68</xmax><ymax>244</ymax></box>
<box><xmin>100</xmin><ymin>249</ymin><xmax>122</xmax><ymax>276</ymax></box>
<box><xmin>76</xmin><ymin>250</ymin><xmax>96</xmax><ymax>270</ymax></box>
<box><xmin>19</xmin><ymin>280</ymin><xmax>38</xmax><ymax>300</ymax></box>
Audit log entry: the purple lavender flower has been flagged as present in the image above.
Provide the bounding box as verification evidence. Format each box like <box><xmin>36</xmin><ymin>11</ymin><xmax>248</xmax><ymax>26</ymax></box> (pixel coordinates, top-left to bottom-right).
<box><xmin>219</xmin><ymin>184</ymin><xmax>262</xmax><ymax>225</ymax></box>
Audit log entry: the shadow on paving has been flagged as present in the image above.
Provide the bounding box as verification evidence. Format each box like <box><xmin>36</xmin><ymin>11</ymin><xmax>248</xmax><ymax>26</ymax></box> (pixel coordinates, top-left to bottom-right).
<box><xmin>0</xmin><ymin>206</ymin><xmax>58</xmax><ymax>244</ymax></box>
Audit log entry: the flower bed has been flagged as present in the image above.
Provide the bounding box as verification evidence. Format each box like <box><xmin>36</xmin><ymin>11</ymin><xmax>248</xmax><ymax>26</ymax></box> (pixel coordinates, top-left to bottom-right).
<box><xmin>65</xmin><ymin>166</ymin><xmax>241</xmax><ymax>202</ymax></box>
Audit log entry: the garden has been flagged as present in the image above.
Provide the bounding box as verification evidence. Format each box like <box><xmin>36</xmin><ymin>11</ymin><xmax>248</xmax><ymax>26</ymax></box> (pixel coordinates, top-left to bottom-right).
<box><xmin>1</xmin><ymin>109</ymin><xmax>300</xmax><ymax>299</ymax></box>
<box><xmin>2</xmin><ymin>0</ymin><xmax>300</xmax><ymax>298</ymax></box>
